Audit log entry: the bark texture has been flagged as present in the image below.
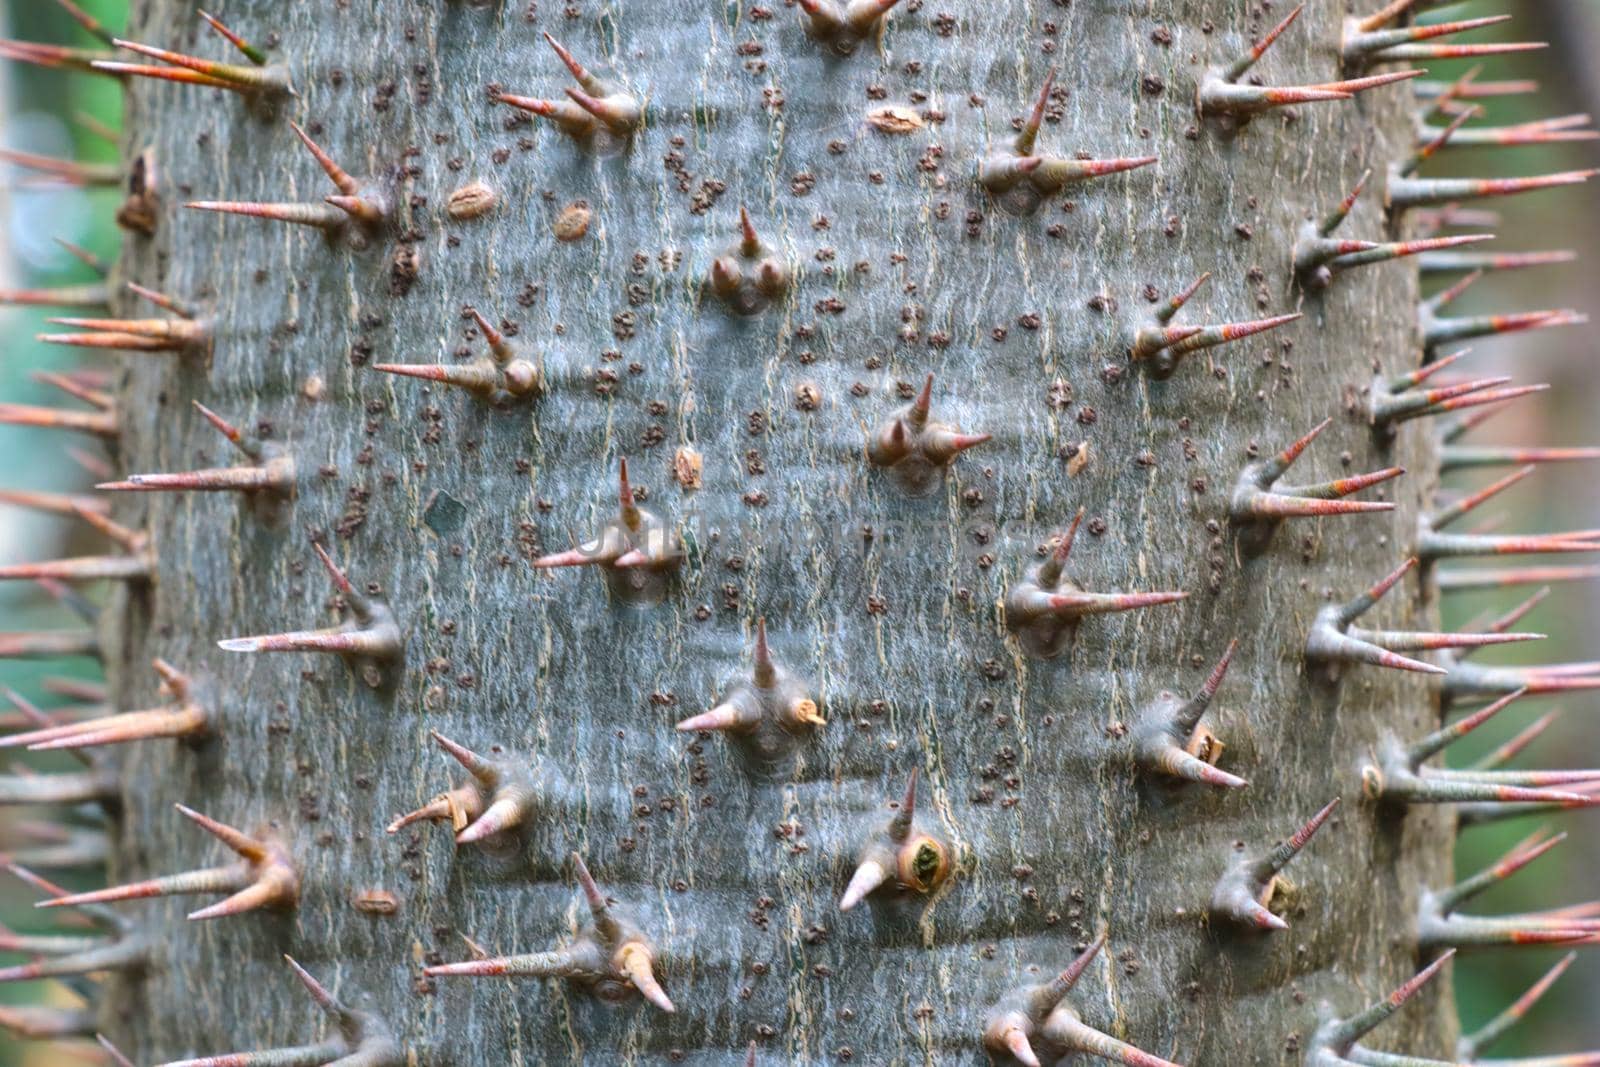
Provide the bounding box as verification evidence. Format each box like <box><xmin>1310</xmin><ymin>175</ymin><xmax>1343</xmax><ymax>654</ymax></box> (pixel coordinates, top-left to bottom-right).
<box><xmin>100</xmin><ymin>0</ymin><xmax>1454</xmax><ymax>1063</ymax></box>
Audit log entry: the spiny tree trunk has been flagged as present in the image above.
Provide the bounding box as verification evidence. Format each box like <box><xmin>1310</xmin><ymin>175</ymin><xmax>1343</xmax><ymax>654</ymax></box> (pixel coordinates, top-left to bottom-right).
<box><xmin>13</xmin><ymin>0</ymin><xmax>1598</xmax><ymax>1064</ymax></box>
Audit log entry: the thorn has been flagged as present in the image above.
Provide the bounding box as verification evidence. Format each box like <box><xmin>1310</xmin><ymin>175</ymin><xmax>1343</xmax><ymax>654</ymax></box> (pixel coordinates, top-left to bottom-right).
<box><xmin>1433</xmin><ymin>465</ymin><xmax>1535</xmax><ymax>527</ymax></box>
<box><xmin>1007</xmin><ymin>510</ymin><xmax>1188</xmax><ymax>656</ymax></box>
<box><xmin>982</xmin><ymin>933</ymin><xmax>1110</xmax><ymax>1067</ymax></box>
<box><xmin>1134</xmin><ymin>305</ymin><xmax>1300</xmax><ymax>378</ymax></box>
<box><xmin>161</xmin><ymin>955</ymin><xmax>402</xmax><ymax>1065</ymax></box>
<box><xmin>217</xmin><ymin>541</ymin><xmax>401</xmax><ymax>666</ymax></box>
<box><xmin>1458</xmin><ymin>952</ymin><xmax>1576</xmax><ymax>1059</ymax></box>
<box><xmin>425</xmin><ymin>852</ymin><xmax>672</xmax><ymax>1012</ymax></box>
<box><xmin>106</xmin><ymin>35</ymin><xmax>288</xmax><ymax>92</ymax></box>
<box><xmin>36</xmin><ymin>330</ymin><xmax>177</xmax><ymax>353</ymax></box>
<box><xmin>469</xmin><ymin>307</ymin><xmax>515</xmax><ymax>363</ymax></box>
<box><xmin>0</xmin><ymin>1003</ymin><xmax>94</xmax><ymax>1040</ymax></box>
<box><xmin>374</xmin><ymin>309</ymin><xmax>541</xmax><ymax>402</ymax></box>
<box><xmin>1209</xmin><ymin>796</ymin><xmax>1337</xmax><ymax>927</ymax></box>
<box><xmin>0</xmin><ymin>629</ymin><xmax>99</xmax><ymax>661</ymax></box>
<box><xmin>1231</xmin><ymin>417</ymin><xmax>1401</xmax><ymax>535</ymax></box>
<box><xmin>44</xmin><ymin>316</ymin><xmax>208</xmax><ymax>351</ymax></box>
<box><xmin>1200</xmin><ymin>67</ymin><xmax>1421</xmax><ymax>120</ymax></box>
<box><xmin>707</xmin><ymin>207</ymin><xmax>787</xmax><ymax>313</ymax></box>
<box><xmin>1014</xmin><ymin>67</ymin><xmax>1056</xmax><ymax>156</ymax></box>
<box><xmin>0</xmin><ymin>398</ymin><xmax>117</xmax><ymax>438</ymax></box>
<box><xmin>197</xmin><ymin>10</ymin><xmax>269</xmax><ymax>66</ymax></box>
<box><xmin>0</xmin><ymin>551</ymin><xmax>150</xmax><ymax>584</ymax></box>
<box><xmin>1306</xmin><ymin>558</ymin><xmax>1455</xmax><ymax>676</ymax></box>
<box><xmin>1346</xmin><ymin>14</ymin><xmax>1519</xmax><ymax>64</ymax></box>
<box><xmin>867</xmin><ymin>374</ymin><xmax>989</xmax><ymax>493</ymax></box>
<box><xmin>1228</xmin><ymin>3</ymin><xmax>1305</xmax><ymax>78</ymax></box>
<box><xmin>839</xmin><ymin>863</ymin><xmax>887</xmax><ymax>912</ymax></box>
<box><xmin>528</xmin><ymin>460</ymin><xmax>678</xmax><ymax>598</ymax></box>
<box><xmin>373</xmin><ymin>360</ymin><xmax>502</xmax><ymax>396</ymax></box>
<box><xmin>0</xmin><ymin>40</ymin><xmax>114</xmax><ymax>77</ymax></box>
<box><xmin>1437</xmin><ymin>827</ymin><xmax>1566</xmax><ymax>912</ymax></box>
<box><xmin>41</xmin><ymin>676</ymin><xmax>107</xmax><ymax>703</ymax></box>
<box><xmin>1420</xmin><ymin>833</ymin><xmax>1600</xmax><ymax>949</ymax></box>
<box><xmin>0</xmin><ymin>283</ymin><xmax>110</xmax><ymax>309</ymax></box>
<box><xmin>1424</xmin><ymin>308</ymin><xmax>1585</xmax><ymax>348</ymax></box>
<box><xmin>512</xmin><ymin>34</ymin><xmax>640</xmax><ymax>136</ymax></box>
<box><xmin>1136</xmin><ymin>640</ymin><xmax>1249</xmax><ymax>790</ymax></box>
<box><xmin>1445</xmin><ymin>656</ymin><xmax>1600</xmax><ymax>699</ymax></box>
<box><xmin>125</xmin><ymin>282</ymin><xmax>195</xmax><ymax>319</ymax></box>
<box><xmin>50</xmin><ymin>238</ymin><xmax>108</xmax><ymax>278</ymax></box>
<box><xmin>1421</xmin><ymin>469</ymin><xmax>1600</xmax><ymax>559</ymax></box>
<box><xmin>1165</xmin><ymin>312</ymin><xmax>1300</xmax><ymax>357</ymax></box>
<box><xmin>1415</xmin><ymin>75</ymin><xmax>1540</xmax><ymax>100</ymax></box>
<box><xmin>326</xmin><ymin>193</ymin><xmax>385</xmax><ymax>224</ymax></box>
<box><xmin>0</xmin><ymin>659</ymin><xmax>210</xmax><ymax>753</ymax></box>
<box><xmin>1419</xmin><ymin>249</ymin><xmax>1577</xmax><ymax>277</ymax></box>
<box><xmin>1355</xmin><ymin>0</ymin><xmax>1419</xmax><ymax>33</ymax></box>
<box><xmin>1155</xmin><ymin>272</ymin><xmax>1211</xmax><ymax>324</ymax></box>
<box><xmin>1362</xmin><ymin>40</ymin><xmax>1547</xmax><ymax>63</ymax></box>
<box><xmin>390</xmin><ymin>731</ymin><xmax>542</xmax><ymax>846</ymax></box>
<box><xmin>1325</xmin><ymin>233</ymin><xmax>1492</xmax><ymax>273</ymax></box>
<box><xmin>97</xmin><ymin>1036</ymin><xmax>136</xmax><ymax>1067</ymax></box>
<box><xmin>52</xmin><ymin>0</ymin><xmax>116</xmax><ymax>44</ymax></box>
<box><xmin>738</xmin><ymin>205</ymin><xmax>761</xmax><ymax>256</ymax></box>
<box><xmin>1443</xmin><ymin>443</ymin><xmax>1600</xmax><ymax>471</ymax></box>
<box><xmin>0</xmin><ymin>148</ymin><xmax>120</xmax><ymax>185</ymax></box>
<box><xmin>387</xmin><ymin>783</ymin><xmax>483</xmax><ymax>836</ymax></box>
<box><xmin>1045</xmin><ymin>1017</ymin><xmax>1185</xmax><ymax>1067</ymax></box>
<box><xmin>1375</xmin><ymin>747</ymin><xmax>1600</xmax><ymax>809</ymax></box>
<box><xmin>0</xmin><ymin>488</ymin><xmax>108</xmax><ymax>519</ymax></box>
<box><xmin>1316</xmin><ymin>952</ymin><xmax>1456</xmax><ymax>1054</ymax></box>
<box><xmin>492</xmin><ymin>90</ymin><xmax>599</xmax><ymax>136</ymax></box>
<box><xmin>981</xmin><ymin>71</ymin><xmax>1156</xmax><ymax>195</ymax></box>
<box><xmin>840</xmin><ymin>768</ymin><xmax>949</xmax><ymax>911</ymax></box>
<box><xmin>34</xmin><ymin>373</ymin><xmax>113</xmax><ymax>412</ymax></box>
<box><xmin>186</xmin><ymin>199</ymin><xmax>350</xmax><ymax>230</ymax></box>
<box><xmin>1414</xmin><ymin>63</ymin><xmax>1484</xmax><ymax>123</ymax></box>
<box><xmin>1387</xmin><ymin>348</ymin><xmax>1472</xmax><ymax>390</ymax></box>
<box><xmin>0</xmin><ymin>765</ymin><xmax>117</xmax><ymax>807</ymax></box>
<box><xmin>40</xmin><ymin>804</ymin><xmax>297</xmax><ymax>922</ymax></box>
<box><xmin>1372</xmin><ymin>354</ymin><xmax>1546</xmax><ymax>426</ymax></box>
<box><xmin>0</xmin><ymin>929</ymin><xmax>146</xmax><ymax>983</ymax></box>
<box><xmin>1473</xmin><ymin>703</ymin><xmax>1560</xmax><ymax>771</ymax></box>
<box><xmin>1439</xmin><ymin>563</ymin><xmax>1600</xmax><ymax>593</ymax></box>
<box><xmin>676</xmin><ymin>618</ymin><xmax>823</xmax><ymax>745</ymax></box>
<box><xmin>1146</xmin><ymin>741</ymin><xmax>1249</xmax><ymax>790</ymax></box>
<box><xmin>709</xmin><ymin>255</ymin><xmax>743</xmax><ymax>297</ymax></box>
<box><xmin>2</xmin><ymin>821</ymin><xmax>109</xmax><ymax>869</ymax></box>
<box><xmin>99</xmin><ymin>461</ymin><xmax>291</xmax><ymax>496</ymax></box>
<box><xmin>800</xmin><ymin>0</ymin><xmax>901</xmax><ymax>50</ymax></box>
<box><xmin>288</xmin><ymin>121</ymin><xmax>359</xmax><ymax>196</ymax></box>
<box><xmin>1390</xmin><ymin>168</ymin><xmax>1597</xmax><ymax>210</ymax></box>
<box><xmin>1422</xmin><ymin>116</ymin><xmax>1598</xmax><ymax>150</ymax></box>
<box><xmin>1028</xmin><ymin>154</ymin><xmax>1158</xmax><ymax>191</ymax></box>
<box><xmin>88</xmin><ymin>59</ymin><xmax>239</xmax><ymax>88</ymax></box>
<box><xmin>1420</xmin><ymin>384</ymin><xmax>1549</xmax><ymax>421</ymax></box>
<box><xmin>1407</xmin><ymin>688</ymin><xmax>1527</xmax><ymax>764</ymax></box>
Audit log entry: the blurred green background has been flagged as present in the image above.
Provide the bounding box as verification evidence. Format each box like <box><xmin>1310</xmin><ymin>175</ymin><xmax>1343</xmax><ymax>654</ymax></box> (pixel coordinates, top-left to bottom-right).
<box><xmin>0</xmin><ymin>1</ymin><xmax>1597</xmax><ymax>1064</ymax></box>
<box><xmin>1</xmin><ymin>3</ymin><xmax>130</xmax><ymax>1065</ymax></box>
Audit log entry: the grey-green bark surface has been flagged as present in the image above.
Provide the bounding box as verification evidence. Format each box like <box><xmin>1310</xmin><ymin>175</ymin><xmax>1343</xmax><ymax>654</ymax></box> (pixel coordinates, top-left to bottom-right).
<box><xmin>102</xmin><ymin>0</ymin><xmax>1453</xmax><ymax>1063</ymax></box>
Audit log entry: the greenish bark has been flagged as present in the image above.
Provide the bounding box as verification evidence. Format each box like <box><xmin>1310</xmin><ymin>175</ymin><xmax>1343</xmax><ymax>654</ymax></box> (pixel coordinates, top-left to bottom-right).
<box><xmin>96</xmin><ymin>1</ymin><xmax>1459</xmax><ymax>1063</ymax></box>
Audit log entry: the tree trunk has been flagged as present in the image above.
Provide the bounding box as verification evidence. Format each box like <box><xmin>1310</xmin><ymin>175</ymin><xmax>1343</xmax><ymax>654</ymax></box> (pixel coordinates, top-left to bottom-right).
<box><xmin>29</xmin><ymin>0</ymin><xmax>1586</xmax><ymax>1063</ymax></box>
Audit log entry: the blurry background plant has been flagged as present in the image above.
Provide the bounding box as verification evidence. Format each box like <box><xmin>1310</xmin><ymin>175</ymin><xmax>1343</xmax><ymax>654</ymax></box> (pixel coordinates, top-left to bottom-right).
<box><xmin>0</xmin><ymin>1</ymin><xmax>1596</xmax><ymax>1065</ymax></box>
<box><xmin>1</xmin><ymin>3</ymin><xmax>125</xmax><ymax>1065</ymax></box>
<box><xmin>1432</xmin><ymin>2</ymin><xmax>1600</xmax><ymax>1057</ymax></box>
